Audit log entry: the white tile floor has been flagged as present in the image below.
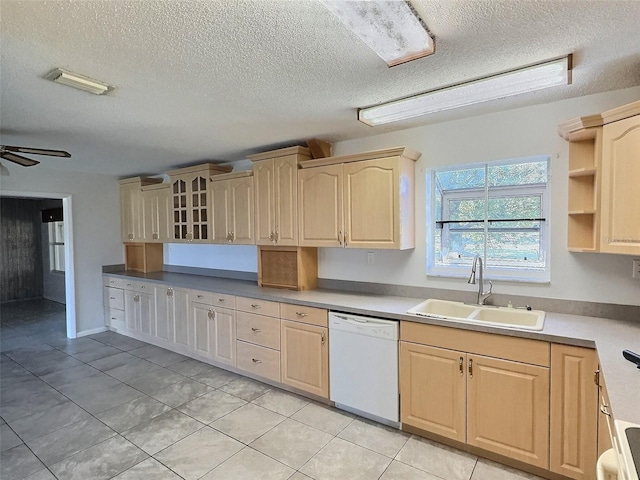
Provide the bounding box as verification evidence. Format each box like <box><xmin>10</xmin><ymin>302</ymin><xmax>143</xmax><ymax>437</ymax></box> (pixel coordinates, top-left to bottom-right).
<box><xmin>0</xmin><ymin>299</ymin><xmax>546</xmax><ymax>480</ymax></box>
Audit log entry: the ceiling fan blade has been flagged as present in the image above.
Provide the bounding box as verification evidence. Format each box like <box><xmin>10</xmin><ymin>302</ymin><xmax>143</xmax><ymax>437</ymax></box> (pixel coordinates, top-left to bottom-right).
<box><xmin>2</xmin><ymin>145</ymin><xmax>70</xmax><ymax>157</ymax></box>
<box><xmin>0</xmin><ymin>152</ymin><xmax>40</xmax><ymax>167</ymax></box>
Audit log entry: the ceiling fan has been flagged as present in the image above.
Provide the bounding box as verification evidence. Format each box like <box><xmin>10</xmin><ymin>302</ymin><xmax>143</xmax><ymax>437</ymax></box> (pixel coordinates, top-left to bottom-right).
<box><xmin>0</xmin><ymin>145</ymin><xmax>71</xmax><ymax>167</ymax></box>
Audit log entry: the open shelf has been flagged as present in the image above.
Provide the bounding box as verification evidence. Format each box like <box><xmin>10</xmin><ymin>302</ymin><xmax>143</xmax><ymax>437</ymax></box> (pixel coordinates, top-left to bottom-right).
<box><xmin>562</xmin><ymin>127</ymin><xmax>601</xmax><ymax>251</ymax></box>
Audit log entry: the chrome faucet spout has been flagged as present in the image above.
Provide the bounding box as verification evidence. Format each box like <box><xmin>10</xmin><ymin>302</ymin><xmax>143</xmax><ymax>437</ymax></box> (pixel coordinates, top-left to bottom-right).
<box><xmin>468</xmin><ymin>255</ymin><xmax>492</xmax><ymax>305</ymax></box>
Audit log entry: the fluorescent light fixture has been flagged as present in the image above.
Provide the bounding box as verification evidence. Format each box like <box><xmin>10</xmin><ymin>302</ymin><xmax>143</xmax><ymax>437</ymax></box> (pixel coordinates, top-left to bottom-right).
<box><xmin>319</xmin><ymin>0</ymin><xmax>434</xmax><ymax>67</ymax></box>
<box><xmin>359</xmin><ymin>55</ymin><xmax>572</xmax><ymax>126</ymax></box>
<box><xmin>45</xmin><ymin>68</ymin><xmax>114</xmax><ymax>95</ymax></box>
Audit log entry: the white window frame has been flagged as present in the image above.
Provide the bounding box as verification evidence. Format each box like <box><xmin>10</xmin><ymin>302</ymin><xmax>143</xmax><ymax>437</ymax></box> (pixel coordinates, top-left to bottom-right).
<box><xmin>426</xmin><ymin>155</ymin><xmax>551</xmax><ymax>283</ymax></box>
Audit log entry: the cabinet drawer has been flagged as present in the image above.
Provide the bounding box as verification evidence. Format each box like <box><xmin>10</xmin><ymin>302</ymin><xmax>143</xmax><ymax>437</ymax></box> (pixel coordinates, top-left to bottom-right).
<box><xmin>103</xmin><ymin>276</ymin><xmax>125</xmax><ymax>289</ymax></box>
<box><xmin>104</xmin><ymin>286</ymin><xmax>124</xmax><ymax>310</ymax></box>
<box><xmin>134</xmin><ymin>281</ymin><xmax>154</xmax><ymax>294</ymax></box>
<box><xmin>105</xmin><ymin>307</ymin><xmax>125</xmax><ymax>327</ymax></box>
<box><xmin>280</xmin><ymin>303</ymin><xmax>327</xmax><ymax>327</ymax></box>
<box><xmin>191</xmin><ymin>289</ymin><xmax>213</xmax><ymax>304</ymax></box>
<box><xmin>237</xmin><ymin>312</ymin><xmax>281</xmax><ymax>350</ymax></box>
<box><xmin>236</xmin><ymin>296</ymin><xmax>280</xmax><ymax>317</ymax></box>
<box><xmin>212</xmin><ymin>293</ymin><xmax>235</xmax><ymax>309</ymax></box>
<box><xmin>236</xmin><ymin>341</ymin><xmax>280</xmax><ymax>382</ymax></box>
<box><xmin>401</xmin><ymin>321</ymin><xmax>550</xmax><ymax>367</ymax></box>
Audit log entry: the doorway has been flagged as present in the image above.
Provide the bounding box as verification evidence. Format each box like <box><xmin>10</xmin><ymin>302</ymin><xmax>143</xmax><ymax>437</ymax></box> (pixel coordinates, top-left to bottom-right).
<box><xmin>0</xmin><ymin>192</ymin><xmax>76</xmax><ymax>338</ymax></box>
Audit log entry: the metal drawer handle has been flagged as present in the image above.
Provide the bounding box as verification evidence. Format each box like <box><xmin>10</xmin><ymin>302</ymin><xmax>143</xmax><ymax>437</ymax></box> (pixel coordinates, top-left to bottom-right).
<box><xmin>140</xmin><ymin>286</ymin><xmax>145</xmax><ymax>289</ymax></box>
<box><xmin>459</xmin><ymin>356</ymin><xmax>464</xmax><ymax>375</ymax></box>
<box><xmin>321</xmin><ymin>332</ymin><xmax>326</xmax><ymax>346</ymax></box>
<box><xmin>251</xmin><ymin>327</ymin><xmax>261</xmax><ymax>333</ymax></box>
<box><xmin>468</xmin><ymin>358</ymin><xmax>473</xmax><ymax>377</ymax></box>
<box><xmin>296</xmin><ymin>312</ymin><xmax>308</xmax><ymax>317</ymax></box>
<box><xmin>197</xmin><ymin>295</ymin><xmax>205</xmax><ymax>299</ymax></box>
<box><xmin>134</xmin><ymin>294</ymin><xmax>140</xmax><ymax>302</ymax></box>
<box><xmin>111</xmin><ymin>317</ymin><xmax>117</xmax><ymax>320</ymax></box>
<box><xmin>218</xmin><ymin>298</ymin><xmax>226</xmax><ymax>303</ymax></box>
<box><xmin>251</xmin><ymin>304</ymin><xmax>261</xmax><ymax>309</ymax></box>
<box><xmin>252</xmin><ymin>358</ymin><xmax>262</xmax><ymax>364</ymax></box>
<box><xmin>208</xmin><ymin>309</ymin><xmax>215</xmax><ymax>319</ymax></box>
<box><xmin>109</xmin><ymin>296</ymin><xmax>116</xmax><ymax>300</ymax></box>
<box><xmin>600</xmin><ymin>404</ymin><xmax>611</xmax><ymax>417</ymax></box>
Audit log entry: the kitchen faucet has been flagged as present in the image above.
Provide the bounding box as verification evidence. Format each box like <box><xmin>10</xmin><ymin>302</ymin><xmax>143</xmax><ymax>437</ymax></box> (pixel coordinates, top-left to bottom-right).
<box><xmin>467</xmin><ymin>255</ymin><xmax>493</xmax><ymax>305</ymax></box>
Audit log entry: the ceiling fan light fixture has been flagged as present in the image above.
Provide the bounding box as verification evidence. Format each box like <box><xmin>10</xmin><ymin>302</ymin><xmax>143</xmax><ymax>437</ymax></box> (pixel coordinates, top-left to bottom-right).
<box><xmin>45</xmin><ymin>68</ymin><xmax>114</xmax><ymax>95</ymax></box>
<box><xmin>319</xmin><ymin>0</ymin><xmax>434</xmax><ymax>67</ymax></box>
<box><xmin>358</xmin><ymin>55</ymin><xmax>572</xmax><ymax>126</ymax></box>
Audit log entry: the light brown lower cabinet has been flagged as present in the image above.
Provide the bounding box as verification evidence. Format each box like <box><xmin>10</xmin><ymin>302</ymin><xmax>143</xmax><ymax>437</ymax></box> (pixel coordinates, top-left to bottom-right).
<box><xmin>550</xmin><ymin>344</ymin><xmax>599</xmax><ymax>480</ymax></box>
<box><xmin>467</xmin><ymin>354</ymin><xmax>549</xmax><ymax>469</ymax></box>
<box><xmin>399</xmin><ymin>342</ymin><xmax>466</xmax><ymax>442</ymax></box>
<box><xmin>190</xmin><ymin>299</ymin><xmax>237</xmax><ymax>367</ymax></box>
<box><xmin>400</xmin><ymin>321</ymin><xmax>550</xmax><ymax>470</ymax></box>
<box><xmin>280</xmin><ymin>319</ymin><xmax>329</xmax><ymax>398</ymax></box>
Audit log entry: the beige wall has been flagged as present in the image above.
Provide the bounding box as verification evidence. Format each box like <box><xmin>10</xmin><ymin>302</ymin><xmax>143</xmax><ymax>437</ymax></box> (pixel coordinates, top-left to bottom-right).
<box><xmin>320</xmin><ymin>86</ymin><xmax>640</xmax><ymax>306</ymax></box>
<box><xmin>1</xmin><ymin>165</ymin><xmax>122</xmax><ymax>335</ymax></box>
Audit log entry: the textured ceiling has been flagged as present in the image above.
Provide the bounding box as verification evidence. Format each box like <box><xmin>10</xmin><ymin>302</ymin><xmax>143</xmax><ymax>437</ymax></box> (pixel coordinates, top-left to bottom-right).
<box><xmin>1</xmin><ymin>0</ymin><xmax>639</xmax><ymax>177</ymax></box>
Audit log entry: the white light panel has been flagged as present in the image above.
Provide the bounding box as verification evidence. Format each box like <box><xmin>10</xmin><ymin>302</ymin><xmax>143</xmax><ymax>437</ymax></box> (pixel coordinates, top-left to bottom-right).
<box><xmin>359</xmin><ymin>56</ymin><xmax>572</xmax><ymax>126</ymax></box>
<box><xmin>319</xmin><ymin>0</ymin><xmax>434</xmax><ymax>67</ymax></box>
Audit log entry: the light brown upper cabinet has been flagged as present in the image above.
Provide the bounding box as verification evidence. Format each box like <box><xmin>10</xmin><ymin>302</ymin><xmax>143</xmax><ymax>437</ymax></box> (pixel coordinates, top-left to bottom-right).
<box><xmin>119</xmin><ymin>177</ymin><xmax>163</xmax><ymax>242</ymax></box>
<box><xmin>167</xmin><ymin>164</ymin><xmax>232</xmax><ymax>243</ymax></box>
<box><xmin>210</xmin><ymin>171</ymin><xmax>254</xmax><ymax>245</ymax></box>
<box><xmin>141</xmin><ymin>183</ymin><xmax>172</xmax><ymax>243</ymax></box>
<box><xmin>298</xmin><ymin>147</ymin><xmax>420</xmax><ymax>250</ymax></box>
<box><xmin>600</xmin><ymin>113</ymin><xmax>640</xmax><ymax>254</ymax></box>
<box><xmin>248</xmin><ymin>146</ymin><xmax>312</xmax><ymax>246</ymax></box>
<box><xmin>559</xmin><ymin>100</ymin><xmax>640</xmax><ymax>254</ymax></box>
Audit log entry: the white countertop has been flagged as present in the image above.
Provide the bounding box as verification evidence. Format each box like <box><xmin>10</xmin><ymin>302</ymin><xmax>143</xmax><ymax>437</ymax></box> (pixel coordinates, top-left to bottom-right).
<box><xmin>106</xmin><ymin>270</ymin><xmax>640</xmax><ymax>426</ymax></box>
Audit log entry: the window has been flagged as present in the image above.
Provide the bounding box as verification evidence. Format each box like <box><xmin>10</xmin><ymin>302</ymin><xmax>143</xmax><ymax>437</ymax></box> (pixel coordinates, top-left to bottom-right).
<box><xmin>427</xmin><ymin>156</ymin><xmax>550</xmax><ymax>282</ymax></box>
<box><xmin>49</xmin><ymin>221</ymin><xmax>65</xmax><ymax>272</ymax></box>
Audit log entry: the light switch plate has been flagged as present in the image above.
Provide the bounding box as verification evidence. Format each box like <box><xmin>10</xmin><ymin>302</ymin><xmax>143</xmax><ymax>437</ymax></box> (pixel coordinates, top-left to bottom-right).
<box><xmin>632</xmin><ymin>259</ymin><xmax>640</xmax><ymax>279</ymax></box>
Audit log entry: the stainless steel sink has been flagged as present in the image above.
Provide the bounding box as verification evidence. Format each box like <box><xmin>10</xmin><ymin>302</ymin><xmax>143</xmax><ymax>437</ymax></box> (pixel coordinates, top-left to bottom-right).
<box><xmin>407</xmin><ymin>299</ymin><xmax>545</xmax><ymax>331</ymax></box>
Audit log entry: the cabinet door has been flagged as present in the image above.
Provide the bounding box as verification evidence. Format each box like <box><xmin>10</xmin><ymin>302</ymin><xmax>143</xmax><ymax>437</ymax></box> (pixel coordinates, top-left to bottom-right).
<box><xmin>154</xmin><ymin>286</ymin><xmax>174</xmax><ymax>343</ymax></box>
<box><xmin>274</xmin><ymin>155</ymin><xmax>298</xmax><ymax>245</ymax></box>
<box><xmin>467</xmin><ymin>354</ymin><xmax>549</xmax><ymax>469</ymax></box>
<box><xmin>399</xmin><ymin>342</ymin><xmax>466</xmax><ymax>442</ymax></box>
<box><xmin>157</xmin><ymin>186</ymin><xmax>173</xmax><ymax>243</ymax></box>
<box><xmin>254</xmin><ymin>159</ymin><xmax>275</xmax><ymax>245</ymax></box>
<box><xmin>212</xmin><ymin>307</ymin><xmax>236</xmax><ymax>367</ymax></box>
<box><xmin>600</xmin><ymin>115</ymin><xmax>640</xmax><ymax>254</ymax></box>
<box><xmin>173</xmin><ymin>288</ymin><xmax>190</xmax><ymax>349</ymax></box>
<box><xmin>172</xmin><ymin>177</ymin><xmax>189</xmax><ymax>241</ymax></box>
<box><xmin>280</xmin><ymin>320</ymin><xmax>328</xmax><ymax>398</ymax></box>
<box><xmin>120</xmin><ymin>183</ymin><xmax>144</xmax><ymax>242</ymax></box>
<box><xmin>343</xmin><ymin>158</ymin><xmax>398</xmax><ymax>248</ymax></box>
<box><xmin>550</xmin><ymin>344</ymin><xmax>599</xmax><ymax>480</ymax></box>
<box><xmin>230</xmin><ymin>176</ymin><xmax>254</xmax><ymax>244</ymax></box>
<box><xmin>124</xmin><ymin>290</ymin><xmax>139</xmax><ymax>332</ymax></box>
<box><xmin>190</xmin><ymin>302</ymin><xmax>213</xmax><ymax>357</ymax></box>
<box><xmin>142</xmin><ymin>189</ymin><xmax>157</xmax><ymax>242</ymax></box>
<box><xmin>138</xmin><ymin>291</ymin><xmax>155</xmax><ymax>337</ymax></box>
<box><xmin>211</xmin><ymin>180</ymin><xmax>230</xmax><ymax>244</ymax></box>
<box><xmin>190</xmin><ymin>174</ymin><xmax>210</xmax><ymax>242</ymax></box>
<box><xmin>298</xmin><ymin>165</ymin><xmax>343</xmax><ymax>247</ymax></box>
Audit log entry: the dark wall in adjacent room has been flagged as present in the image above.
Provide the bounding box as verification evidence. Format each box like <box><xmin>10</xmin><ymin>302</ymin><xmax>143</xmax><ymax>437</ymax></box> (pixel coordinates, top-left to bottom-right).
<box><xmin>0</xmin><ymin>197</ymin><xmax>44</xmax><ymax>301</ymax></box>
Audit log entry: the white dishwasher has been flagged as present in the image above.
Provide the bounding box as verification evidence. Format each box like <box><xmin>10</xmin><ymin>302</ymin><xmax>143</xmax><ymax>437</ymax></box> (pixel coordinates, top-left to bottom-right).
<box><xmin>329</xmin><ymin>312</ymin><xmax>399</xmax><ymax>427</ymax></box>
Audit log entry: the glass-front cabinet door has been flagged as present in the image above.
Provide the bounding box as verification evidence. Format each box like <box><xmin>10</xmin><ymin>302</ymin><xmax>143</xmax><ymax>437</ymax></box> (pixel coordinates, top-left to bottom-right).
<box><xmin>191</xmin><ymin>175</ymin><xmax>209</xmax><ymax>241</ymax></box>
<box><xmin>173</xmin><ymin>178</ymin><xmax>189</xmax><ymax>241</ymax></box>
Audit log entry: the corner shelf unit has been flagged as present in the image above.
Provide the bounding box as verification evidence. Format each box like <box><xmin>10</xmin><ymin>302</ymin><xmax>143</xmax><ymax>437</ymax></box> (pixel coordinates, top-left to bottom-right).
<box><xmin>559</xmin><ymin>119</ymin><xmax>602</xmax><ymax>252</ymax></box>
